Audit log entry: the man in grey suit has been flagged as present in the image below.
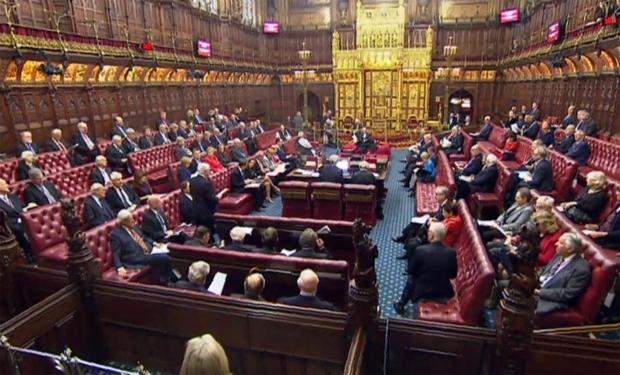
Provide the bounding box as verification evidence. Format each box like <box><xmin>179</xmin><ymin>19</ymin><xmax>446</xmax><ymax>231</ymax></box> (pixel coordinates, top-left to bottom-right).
<box><xmin>535</xmin><ymin>233</ymin><xmax>591</xmax><ymax>315</ymax></box>
<box><xmin>481</xmin><ymin>188</ymin><xmax>534</xmax><ymax>243</ymax></box>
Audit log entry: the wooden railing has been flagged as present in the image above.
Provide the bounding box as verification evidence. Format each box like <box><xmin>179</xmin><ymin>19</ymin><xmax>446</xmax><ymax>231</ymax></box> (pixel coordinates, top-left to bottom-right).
<box><xmin>343</xmin><ymin>327</ymin><xmax>367</xmax><ymax>375</ymax></box>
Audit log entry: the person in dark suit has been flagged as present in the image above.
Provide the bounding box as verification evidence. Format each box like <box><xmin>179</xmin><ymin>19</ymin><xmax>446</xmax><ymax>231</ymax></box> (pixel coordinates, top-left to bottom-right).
<box><xmin>185</xmin><ymin>225</ymin><xmax>211</xmax><ymax>247</ymax></box>
<box><xmin>277</xmin><ymin>124</ymin><xmax>292</xmax><ymax>141</ymax></box>
<box><xmin>138</xmin><ymin>127</ymin><xmax>155</xmax><ymax>150</ymax></box>
<box><xmin>535</xmin><ymin>233</ymin><xmax>591</xmax><ymax>315</ymax></box>
<box><xmin>45</xmin><ymin>128</ymin><xmax>70</xmax><ymax>154</ymax></box>
<box><xmin>224</xmin><ymin>226</ymin><xmax>254</xmax><ymax>252</ymax></box>
<box><xmin>110</xmin><ymin>116</ymin><xmax>129</xmax><ymax>140</ymax></box>
<box><xmin>237</xmin><ymin>123</ymin><xmax>251</xmax><ymax>141</ymax></box>
<box><xmin>560</xmin><ymin>171</ymin><xmax>608</xmax><ymax>224</ymax></box>
<box><xmin>0</xmin><ymin>178</ymin><xmax>35</xmax><ymax>262</ymax></box>
<box><xmin>456</xmin><ymin>154</ymin><xmax>499</xmax><ymax>199</ymax></box>
<box><xmin>526</xmin><ymin>148</ymin><xmax>554</xmax><ymax>192</ymax></box>
<box><xmin>293</xmin><ymin>228</ymin><xmax>332</xmax><ymax>259</ymax></box>
<box><xmin>231</xmin><ymin>139</ymin><xmax>249</xmax><ymax>163</ymax></box>
<box><xmin>178</xmin><ymin>156</ymin><xmax>193</xmax><ymax>183</ymax></box>
<box><xmin>318</xmin><ymin>155</ymin><xmax>344</xmax><ymax>184</ymax></box>
<box><xmin>91</xmin><ymin>156</ymin><xmax>112</xmax><ymax>185</ymax></box>
<box><xmin>441</xmin><ymin>126</ymin><xmax>465</xmax><ymax>155</ymax></box>
<box><xmin>555</xmin><ymin>125</ymin><xmax>576</xmax><ymax>154</ymax></box>
<box><xmin>179</xmin><ymin>181</ymin><xmax>195</xmax><ymax>225</ymax></box>
<box><xmin>351</xmin><ymin>162</ymin><xmax>376</xmax><ymax>185</ymax></box>
<box><xmin>155</xmin><ymin>111</ymin><xmax>169</xmax><ymax>128</ymax></box>
<box><xmin>255</xmin><ymin>226</ymin><xmax>278</xmax><ymax>254</ymax></box>
<box><xmin>575</xmin><ymin>110</ymin><xmax>598</xmax><ymax>136</ymax></box>
<box><xmin>173</xmin><ymin>261</ymin><xmax>211</xmax><ymax>292</ymax></box>
<box><xmin>561</xmin><ymin>105</ymin><xmax>577</xmax><ymax>128</ymax></box>
<box><xmin>106</xmin><ymin>136</ymin><xmax>129</xmax><ymax>171</ymax></box>
<box><xmin>244</xmin><ymin>273</ymin><xmax>266</xmax><ymax>301</ymax></box>
<box><xmin>83</xmin><ymin>183</ymin><xmax>115</xmax><ymax>229</ymax></box>
<box><xmin>23</xmin><ymin>168</ymin><xmax>64</xmax><ymax>207</ymax></box>
<box><xmin>231</xmin><ymin>160</ymin><xmax>267</xmax><ymax>208</ymax></box>
<box><xmin>190</xmin><ymin>132</ymin><xmax>209</xmax><ymax>154</ymax></box>
<box><xmin>566</xmin><ymin>130</ymin><xmax>590</xmax><ymax>166</ymax></box>
<box><xmin>536</xmin><ymin>121</ymin><xmax>554</xmax><ymax>147</ymax></box>
<box><xmin>168</xmin><ymin>123</ymin><xmax>179</xmax><ymax>142</ymax></box>
<box><xmin>209</xmin><ymin>128</ymin><xmax>228</xmax><ymax>148</ymax></box>
<box><xmin>177</xmin><ymin>121</ymin><xmax>189</xmax><ymax>139</ymax></box>
<box><xmin>522</xmin><ymin>115</ymin><xmax>540</xmax><ymax>140</ymax></box>
<box><xmin>529</xmin><ymin>102</ymin><xmax>542</xmax><ymax>121</ymax></box>
<box><xmin>356</xmin><ymin>127</ymin><xmax>376</xmax><ymax>154</ymax></box>
<box><xmin>71</xmin><ymin>122</ymin><xmax>99</xmax><ymax>164</ymax></box>
<box><xmin>15</xmin><ymin>131</ymin><xmax>39</xmax><ymax>157</ymax></box>
<box><xmin>105</xmin><ymin>172</ymin><xmax>140</xmax><ymax>213</ymax></box>
<box><xmin>110</xmin><ymin>210</ymin><xmax>174</xmax><ymax>285</ymax></box>
<box><xmin>585</xmin><ymin>189</ymin><xmax>620</xmax><ymax>250</ymax></box>
<box><xmin>141</xmin><ymin>194</ymin><xmax>187</xmax><ymax>244</ymax></box>
<box><xmin>471</xmin><ymin>116</ymin><xmax>493</xmax><ymax>141</ymax></box>
<box><xmin>393</xmin><ymin>186</ymin><xmax>451</xmax><ymax>245</ymax></box>
<box><xmin>16</xmin><ymin>151</ymin><xmax>41</xmax><ymax>181</ymax></box>
<box><xmin>122</xmin><ymin>128</ymin><xmax>141</xmax><ymax>154</ymax></box>
<box><xmin>154</xmin><ymin>124</ymin><xmax>172</xmax><ymax>146</ymax></box>
<box><xmin>393</xmin><ymin>222</ymin><xmax>458</xmax><ymax>315</ymax></box>
<box><xmin>174</xmin><ymin>137</ymin><xmax>192</xmax><ymax>161</ymax></box>
<box><xmin>277</xmin><ymin>269</ymin><xmax>336</xmax><ymax>310</ymax></box>
<box><xmin>189</xmin><ymin>163</ymin><xmax>222</xmax><ymax>233</ymax></box>
<box><xmin>458</xmin><ymin>145</ymin><xmax>484</xmax><ymax>177</ymax></box>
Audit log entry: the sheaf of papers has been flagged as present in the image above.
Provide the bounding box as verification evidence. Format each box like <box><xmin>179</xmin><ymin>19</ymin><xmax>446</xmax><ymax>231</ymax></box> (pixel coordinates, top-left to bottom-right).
<box><xmin>411</xmin><ymin>215</ymin><xmax>430</xmax><ymax>224</ymax></box>
<box><xmin>280</xmin><ymin>249</ymin><xmax>297</xmax><ymax>256</ymax></box>
<box><xmin>317</xmin><ymin>225</ymin><xmax>331</xmax><ymax>234</ymax></box>
<box><xmin>207</xmin><ymin>272</ymin><xmax>227</xmax><ymax>295</ymax></box>
<box><xmin>517</xmin><ymin>171</ymin><xmax>532</xmax><ymax>182</ymax></box>
<box><xmin>151</xmin><ymin>244</ymin><xmax>169</xmax><ymax>255</ymax></box>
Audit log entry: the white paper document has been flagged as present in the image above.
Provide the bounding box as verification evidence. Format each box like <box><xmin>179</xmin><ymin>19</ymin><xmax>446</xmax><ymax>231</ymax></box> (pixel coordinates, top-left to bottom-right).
<box><xmin>411</xmin><ymin>215</ymin><xmax>430</xmax><ymax>224</ymax></box>
<box><xmin>477</xmin><ymin>220</ymin><xmax>498</xmax><ymax>228</ymax></box>
<box><xmin>517</xmin><ymin>171</ymin><xmax>532</xmax><ymax>182</ymax></box>
<box><xmin>317</xmin><ymin>225</ymin><xmax>331</xmax><ymax>234</ymax></box>
<box><xmin>280</xmin><ymin>249</ymin><xmax>297</xmax><ymax>256</ymax></box>
<box><xmin>238</xmin><ymin>227</ymin><xmax>253</xmax><ymax>236</ymax></box>
<box><xmin>151</xmin><ymin>244</ymin><xmax>169</xmax><ymax>255</ymax></box>
<box><xmin>207</xmin><ymin>272</ymin><xmax>227</xmax><ymax>295</ymax></box>
<box><xmin>459</xmin><ymin>175</ymin><xmax>473</xmax><ymax>182</ymax></box>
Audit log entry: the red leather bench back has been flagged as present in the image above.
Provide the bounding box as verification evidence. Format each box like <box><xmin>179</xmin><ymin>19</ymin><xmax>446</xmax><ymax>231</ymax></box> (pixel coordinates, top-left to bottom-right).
<box><xmin>128</xmin><ymin>144</ymin><xmax>176</xmax><ymax>175</ymax></box>
<box><xmin>255</xmin><ymin>129</ymin><xmax>278</xmax><ymax>150</ymax></box>
<box><xmin>548</xmin><ymin>151</ymin><xmax>579</xmax><ymax>200</ymax></box>
<box><xmin>515</xmin><ymin>137</ymin><xmax>533</xmax><ymax>164</ymax></box>
<box><xmin>489</xmin><ymin>125</ymin><xmax>507</xmax><ymax>148</ymax></box>
<box><xmin>0</xmin><ymin>158</ymin><xmax>19</xmax><ymax>184</ymax></box>
<box><xmin>167</xmin><ymin>161</ymin><xmax>182</xmax><ymax>191</ymax></box>
<box><xmin>161</xmin><ymin>190</ymin><xmax>182</xmax><ymax>228</ymax></box>
<box><xmin>586</xmin><ymin>137</ymin><xmax>620</xmax><ymax>180</ymax></box>
<box><xmin>454</xmin><ymin>200</ymin><xmax>495</xmax><ymax>324</ymax></box>
<box><xmin>37</xmin><ymin>151</ymin><xmax>71</xmax><ymax>176</ymax></box>
<box><xmin>311</xmin><ymin>182</ymin><xmax>343</xmax><ymax>221</ymax></box>
<box><xmin>436</xmin><ymin>151</ymin><xmax>456</xmax><ymax>195</ymax></box>
<box><xmin>48</xmin><ymin>163</ymin><xmax>95</xmax><ymax>197</ymax></box>
<box><xmin>21</xmin><ymin>203</ymin><xmax>67</xmax><ymax>254</ymax></box>
<box><xmin>461</xmin><ymin>131</ymin><xmax>473</xmax><ymax>160</ymax></box>
<box><xmin>343</xmin><ymin>184</ymin><xmax>376</xmax><ymax>224</ymax></box>
<box><xmin>85</xmin><ymin>220</ymin><xmax>119</xmax><ymax>272</ymax></box>
<box><xmin>279</xmin><ymin>180</ymin><xmax>312</xmax><ymax>218</ymax></box>
<box><xmin>283</xmin><ymin>137</ymin><xmax>299</xmax><ymax>155</ymax></box>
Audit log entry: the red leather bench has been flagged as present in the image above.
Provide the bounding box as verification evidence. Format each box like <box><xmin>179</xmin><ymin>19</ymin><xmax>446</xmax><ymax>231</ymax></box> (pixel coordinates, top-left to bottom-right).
<box><xmin>477</xmin><ymin>124</ymin><xmax>507</xmax><ymax>155</ymax></box>
<box><xmin>214</xmin><ymin>213</ymin><xmax>356</xmax><ymax>271</ymax></box>
<box><xmin>578</xmin><ymin>136</ymin><xmax>620</xmax><ymax>186</ymax></box>
<box><xmin>435</xmin><ymin>131</ymin><xmax>473</xmax><ymax>163</ymax></box>
<box><xmin>530</xmin><ymin>151</ymin><xmax>579</xmax><ymax>202</ymax></box>
<box><xmin>536</xmin><ymin>208</ymin><xmax>620</xmax><ymax>328</ymax></box>
<box><xmin>467</xmin><ymin>165</ymin><xmax>512</xmax><ymax>217</ymax></box>
<box><xmin>167</xmin><ymin>243</ymin><xmax>350</xmax><ymax>307</ymax></box>
<box><xmin>255</xmin><ymin>129</ymin><xmax>279</xmax><ymax>150</ymax></box>
<box><xmin>416</xmin><ymin>151</ymin><xmax>456</xmax><ymax>216</ymax></box>
<box><xmin>499</xmin><ymin>137</ymin><xmax>533</xmax><ymax>170</ymax></box>
<box><xmin>0</xmin><ymin>158</ymin><xmax>18</xmax><ymax>184</ymax></box>
<box><xmin>343</xmin><ymin>184</ymin><xmax>377</xmax><ymax>225</ymax></box>
<box><xmin>311</xmin><ymin>182</ymin><xmax>343</xmax><ymax>220</ymax></box>
<box><xmin>280</xmin><ymin>180</ymin><xmax>312</xmax><ymax>218</ymax></box>
<box><xmin>47</xmin><ymin>163</ymin><xmax>96</xmax><ymax>197</ymax></box>
<box><xmin>37</xmin><ymin>151</ymin><xmax>72</xmax><ymax>176</ymax></box>
<box><xmin>212</xmin><ymin>165</ymin><xmax>255</xmax><ymax>215</ymax></box>
<box><xmin>128</xmin><ymin>144</ymin><xmax>176</xmax><ymax>193</ymax></box>
<box><xmin>167</xmin><ymin>161</ymin><xmax>182</xmax><ymax>191</ymax></box>
<box><xmin>283</xmin><ymin>136</ymin><xmax>300</xmax><ymax>155</ymax></box>
<box><xmin>418</xmin><ymin>200</ymin><xmax>495</xmax><ymax>326</ymax></box>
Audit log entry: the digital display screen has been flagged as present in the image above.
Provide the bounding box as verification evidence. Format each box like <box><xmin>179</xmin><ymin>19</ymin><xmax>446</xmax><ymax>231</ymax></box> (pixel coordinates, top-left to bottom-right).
<box><xmin>548</xmin><ymin>21</ymin><xmax>562</xmax><ymax>43</ymax></box>
<box><xmin>263</xmin><ymin>21</ymin><xmax>280</xmax><ymax>34</ymax></box>
<box><xmin>500</xmin><ymin>8</ymin><xmax>520</xmax><ymax>24</ymax></box>
<box><xmin>196</xmin><ymin>39</ymin><xmax>211</xmax><ymax>57</ymax></box>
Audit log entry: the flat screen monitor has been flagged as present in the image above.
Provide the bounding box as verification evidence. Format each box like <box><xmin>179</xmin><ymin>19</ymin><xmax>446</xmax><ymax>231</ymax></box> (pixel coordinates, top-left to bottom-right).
<box><xmin>548</xmin><ymin>21</ymin><xmax>562</xmax><ymax>44</ymax></box>
<box><xmin>500</xmin><ymin>7</ymin><xmax>520</xmax><ymax>24</ymax></box>
<box><xmin>196</xmin><ymin>39</ymin><xmax>211</xmax><ymax>57</ymax></box>
<box><xmin>263</xmin><ymin>21</ymin><xmax>280</xmax><ymax>34</ymax></box>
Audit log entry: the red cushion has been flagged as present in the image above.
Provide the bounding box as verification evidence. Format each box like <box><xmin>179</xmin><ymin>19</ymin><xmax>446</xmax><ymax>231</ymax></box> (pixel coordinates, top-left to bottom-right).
<box><xmin>343</xmin><ymin>184</ymin><xmax>377</xmax><ymax>225</ymax></box>
<box><xmin>218</xmin><ymin>193</ymin><xmax>254</xmax><ymax>215</ymax></box>
<box><xmin>311</xmin><ymin>182</ymin><xmax>343</xmax><ymax>221</ymax></box>
<box><xmin>280</xmin><ymin>181</ymin><xmax>312</xmax><ymax>218</ymax></box>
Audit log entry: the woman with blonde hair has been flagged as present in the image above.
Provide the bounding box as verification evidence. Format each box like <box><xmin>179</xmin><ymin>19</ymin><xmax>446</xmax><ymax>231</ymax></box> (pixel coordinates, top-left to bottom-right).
<box><xmin>531</xmin><ymin>210</ymin><xmax>563</xmax><ymax>268</ymax></box>
<box><xmin>561</xmin><ymin>171</ymin><xmax>608</xmax><ymax>224</ymax></box>
<box><xmin>180</xmin><ymin>334</ymin><xmax>230</xmax><ymax>375</ymax></box>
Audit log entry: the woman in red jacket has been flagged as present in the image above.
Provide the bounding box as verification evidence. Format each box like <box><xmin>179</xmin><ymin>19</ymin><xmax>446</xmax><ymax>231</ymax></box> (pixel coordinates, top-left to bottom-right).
<box><xmin>202</xmin><ymin>146</ymin><xmax>224</xmax><ymax>173</ymax></box>
<box><xmin>498</xmin><ymin>131</ymin><xmax>519</xmax><ymax>160</ymax></box>
<box><xmin>441</xmin><ymin>201</ymin><xmax>463</xmax><ymax>248</ymax></box>
<box><xmin>532</xmin><ymin>210</ymin><xmax>563</xmax><ymax>268</ymax></box>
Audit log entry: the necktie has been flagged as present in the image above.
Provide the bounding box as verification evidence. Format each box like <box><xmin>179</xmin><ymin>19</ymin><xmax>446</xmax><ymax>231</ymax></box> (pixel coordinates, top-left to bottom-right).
<box><xmin>100</xmin><ymin>169</ymin><xmax>110</xmax><ymax>184</ymax></box>
<box><xmin>83</xmin><ymin>133</ymin><xmax>95</xmax><ymax>149</ymax></box>
<box><xmin>40</xmin><ymin>184</ymin><xmax>56</xmax><ymax>204</ymax></box>
<box><xmin>128</xmin><ymin>228</ymin><xmax>149</xmax><ymax>255</ymax></box>
<box><xmin>117</xmin><ymin>187</ymin><xmax>131</xmax><ymax>208</ymax></box>
<box><xmin>541</xmin><ymin>258</ymin><xmax>565</xmax><ymax>287</ymax></box>
<box><xmin>155</xmin><ymin>210</ymin><xmax>167</xmax><ymax>232</ymax></box>
<box><xmin>118</xmin><ymin>126</ymin><xmax>127</xmax><ymax>138</ymax></box>
<box><xmin>27</xmin><ymin>143</ymin><xmax>34</xmax><ymax>153</ymax></box>
<box><xmin>56</xmin><ymin>141</ymin><xmax>66</xmax><ymax>152</ymax></box>
<box><xmin>1</xmin><ymin>195</ymin><xmax>14</xmax><ymax>209</ymax></box>
<box><xmin>162</xmin><ymin>133</ymin><xmax>170</xmax><ymax>143</ymax></box>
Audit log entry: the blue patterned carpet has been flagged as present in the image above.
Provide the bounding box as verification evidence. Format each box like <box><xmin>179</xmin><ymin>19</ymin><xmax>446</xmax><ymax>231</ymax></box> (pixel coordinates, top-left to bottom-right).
<box><xmin>252</xmin><ymin>149</ymin><xmax>418</xmax><ymax>318</ymax></box>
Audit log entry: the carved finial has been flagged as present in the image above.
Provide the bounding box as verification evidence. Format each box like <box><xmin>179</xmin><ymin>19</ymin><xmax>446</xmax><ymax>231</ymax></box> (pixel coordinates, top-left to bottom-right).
<box><xmin>348</xmin><ymin>219</ymin><xmax>379</xmax><ymax>332</ymax></box>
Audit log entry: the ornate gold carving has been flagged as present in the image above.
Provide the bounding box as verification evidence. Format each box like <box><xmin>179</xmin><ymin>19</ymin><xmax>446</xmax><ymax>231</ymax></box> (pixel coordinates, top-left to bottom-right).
<box><xmin>333</xmin><ymin>2</ymin><xmax>432</xmax><ymax>131</ymax></box>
